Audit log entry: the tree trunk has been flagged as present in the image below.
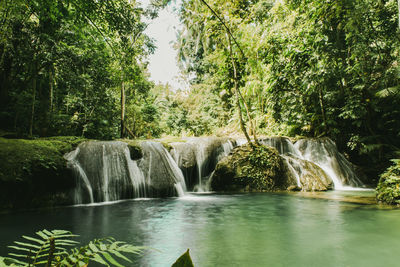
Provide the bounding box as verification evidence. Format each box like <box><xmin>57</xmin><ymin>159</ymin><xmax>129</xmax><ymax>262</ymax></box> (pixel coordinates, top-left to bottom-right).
<box><xmin>318</xmin><ymin>87</ymin><xmax>328</xmax><ymax>135</ymax></box>
<box><xmin>29</xmin><ymin>71</ymin><xmax>36</xmax><ymax>137</ymax></box>
<box><xmin>227</xmin><ymin>34</ymin><xmax>259</xmax><ymax>145</ymax></box>
<box><xmin>398</xmin><ymin>0</ymin><xmax>400</xmax><ymax>30</ymax></box>
<box><xmin>120</xmin><ymin>81</ymin><xmax>126</xmax><ymax>138</ymax></box>
<box><xmin>49</xmin><ymin>64</ymin><xmax>54</xmax><ymax>112</ymax></box>
<box><xmin>227</xmin><ymin>35</ymin><xmax>251</xmax><ymax>145</ymax></box>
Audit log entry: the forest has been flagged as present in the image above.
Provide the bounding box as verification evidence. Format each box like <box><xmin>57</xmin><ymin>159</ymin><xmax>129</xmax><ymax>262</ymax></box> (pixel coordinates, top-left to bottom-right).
<box><xmin>1</xmin><ymin>0</ymin><xmax>400</xmax><ymax>266</ymax></box>
<box><xmin>1</xmin><ymin>0</ymin><xmax>399</xmax><ymax>183</ymax></box>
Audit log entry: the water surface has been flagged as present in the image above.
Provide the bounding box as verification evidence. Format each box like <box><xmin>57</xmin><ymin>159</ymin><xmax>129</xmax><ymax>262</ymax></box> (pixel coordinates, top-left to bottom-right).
<box><xmin>1</xmin><ymin>192</ymin><xmax>399</xmax><ymax>267</ymax></box>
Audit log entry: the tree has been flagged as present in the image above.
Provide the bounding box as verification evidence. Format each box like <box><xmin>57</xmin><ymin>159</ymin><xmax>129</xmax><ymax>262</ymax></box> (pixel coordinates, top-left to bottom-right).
<box><xmin>177</xmin><ymin>0</ymin><xmax>400</xmax><ymax>180</ymax></box>
<box><xmin>0</xmin><ymin>0</ymin><xmax>155</xmax><ymax>139</ymax></box>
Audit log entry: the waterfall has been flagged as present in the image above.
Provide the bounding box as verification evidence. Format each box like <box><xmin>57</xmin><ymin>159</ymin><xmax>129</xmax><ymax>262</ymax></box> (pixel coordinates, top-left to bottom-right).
<box><xmin>282</xmin><ymin>155</ymin><xmax>334</xmax><ymax>191</ymax></box>
<box><xmin>65</xmin><ymin>141</ymin><xmax>187</xmax><ymax>204</ymax></box>
<box><xmin>218</xmin><ymin>140</ymin><xmax>235</xmax><ymax>161</ymax></box>
<box><xmin>259</xmin><ymin>137</ymin><xmax>302</xmax><ymax>157</ymax></box>
<box><xmin>170</xmin><ymin>137</ymin><xmax>236</xmax><ymax>192</ymax></box>
<box><xmin>65</xmin><ymin>136</ymin><xmax>362</xmax><ymax>204</ymax></box>
<box><xmin>64</xmin><ymin>148</ymin><xmax>94</xmax><ymax>204</ymax></box>
<box><xmin>235</xmin><ymin>139</ymin><xmax>248</xmax><ymax>146</ymax></box>
<box><xmin>170</xmin><ymin>142</ymin><xmax>198</xmax><ymax>190</ymax></box>
<box><xmin>258</xmin><ymin>137</ymin><xmax>363</xmax><ymax>190</ymax></box>
<box><xmin>294</xmin><ymin>138</ymin><xmax>363</xmax><ymax>189</ymax></box>
<box><xmin>139</xmin><ymin>141</ymin><xmax>187</xmax><ymax>197</ymax></box>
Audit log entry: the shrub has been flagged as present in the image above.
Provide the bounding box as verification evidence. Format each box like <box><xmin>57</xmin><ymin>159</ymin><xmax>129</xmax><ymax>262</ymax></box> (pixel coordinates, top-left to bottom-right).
<box><xmin>376</xmin><ymin>159</ymin><xmax>400</xmax><ymax>205</ymax></box>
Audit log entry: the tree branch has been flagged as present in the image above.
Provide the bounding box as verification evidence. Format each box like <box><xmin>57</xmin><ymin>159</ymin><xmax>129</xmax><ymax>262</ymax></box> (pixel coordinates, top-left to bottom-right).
<box><xmin>198</xmin><ymin>0</ymin><xmax>246</xmax><ymax>60</ymax></box>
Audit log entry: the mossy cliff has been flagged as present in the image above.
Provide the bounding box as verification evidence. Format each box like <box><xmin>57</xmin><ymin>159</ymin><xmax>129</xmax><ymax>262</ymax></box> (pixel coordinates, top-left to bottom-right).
<box><xmin>210</xmin><ymin>144</ymin><xmax>288</xmax><ymax>192</ymax></box>
<box><xmin>376</xmin><ymin>159</ymin><xmax>400</xmax><ymax>205</ymax></box>
<box><xmin>0</xmin><ymin>136</ymin><xmax>85</xmax><ymax>210</ymax></box>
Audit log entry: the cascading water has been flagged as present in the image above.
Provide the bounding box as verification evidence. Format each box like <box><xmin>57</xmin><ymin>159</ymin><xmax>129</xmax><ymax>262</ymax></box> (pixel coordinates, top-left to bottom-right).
<box><xmin>65</xmin><ymin>141</ymin><xmax>187</xmax><ymax>204</ymax></box>
<box><xmin>65</xmin><ymin>136</ymin><xmax>363</xmax><ymax>204</ymax></box>
<box><xmin>170</xmin><ymin>137</ymin><xmax>236</xmax><ymax>192</ymax></box>
<box><xmin>294</xmin><ymin>138</ymin><xmax>363</xmax><ymax>189</ymax></box>
<box><xmin>139</xmin><ymin>141</ymin><xmax>187</xmax><ymax>197</ymax></box>
<box><xmin>259</xmin><ymin>137</ymin><xmax>363</xmax><ymax>190</ymax></box>
<box><xmin>259</xmin><ymin>137</ymin><xmax>302</xmax><ymax>157</ymax></box>
<box><xmin>170</xmin><ymin>142</ymin><xmax>198</xmax><ymax>190</ymax></box>
<box><xmin>218</xmin><ymin>140</ymin><xmax>235</xmax><ymax>161</ymax></box>
<box><xmin>65</xmin><ymin>141</ymin><xmax>146</xmax><ymax>204</ymax></box>
<box><xmin>64</xmin><ymin>148</ymin><xmax>94</xmax><ymax>204</ymax></box>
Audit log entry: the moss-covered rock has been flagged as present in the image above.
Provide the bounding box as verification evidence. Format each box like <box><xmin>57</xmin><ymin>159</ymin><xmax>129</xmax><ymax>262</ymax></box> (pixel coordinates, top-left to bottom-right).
<box><xmin>210</xmin><ymin>144</ymin><xmax>288</xmax><ymax>192</ymax></box>
<box><xmin>376</xmin><ymin>159</ymin><xmax>400</xmax><ymax>205</ymax></box>
<box><xmin>0</xmin><ymin>136</ymin><xmax>85</xmax><ymax>210</ymax></box>
<box><xmin>120</xmin><ymin>140</ymin><xmax>143</xmax><ymax>160</ymax></box>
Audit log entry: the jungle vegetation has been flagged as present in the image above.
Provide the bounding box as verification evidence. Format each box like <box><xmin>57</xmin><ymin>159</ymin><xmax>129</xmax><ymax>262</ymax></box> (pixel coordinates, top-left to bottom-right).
<box><xmin>1</xmin><ymin>0</ymin><xmax>399</xmax><ymax>182</ymax></box>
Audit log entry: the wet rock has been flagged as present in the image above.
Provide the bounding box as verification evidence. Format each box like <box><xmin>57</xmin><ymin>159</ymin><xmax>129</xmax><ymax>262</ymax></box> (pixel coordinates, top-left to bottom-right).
<box><xmin>170</xmin><ymin>137</ymin><xmax>235</xmax><ymax>190</ymax></box>
<box><xmin>139</xmin><ymin>141</ymin><xmax>186</xmax><ymax>197</ymax></box>
<box><xmin>294</xmin><ymin>138</ymin><xmax>363</xmax><ymax>187</ymax></box>
<box><xmin>210</xmin><ymin>144</ymin><xmax>288</xmax><ymax>192</ymax></box>
<box><xmin>283</xmin><ymin>156</ymin><xmax>333</xmax><ymax>191</ymax></box>
<box><xmin>287</xmin><ymin>185</ymin><xmax>301</xmax><ymax>191</ymax></box>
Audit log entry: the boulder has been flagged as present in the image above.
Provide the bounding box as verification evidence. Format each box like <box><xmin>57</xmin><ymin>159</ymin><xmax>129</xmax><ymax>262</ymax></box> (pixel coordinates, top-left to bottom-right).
<box><xmin>210</xmin><ymin>144</ymin><xmax>288</xmax><ymax>192</ymax></box>
<box><xmin>170</xmin><ymin>137</ymin><xmax>235</xmax><ymax>190</ymax></box>
<box><xmin>282</xmin><ymin>156</ymin><xmax>333</xmax><ymax>191</ymax></box>
<box><xmin>0</xmin><ymin>136</ymin><xmax>85</xmax><ymax>210</ymax></box>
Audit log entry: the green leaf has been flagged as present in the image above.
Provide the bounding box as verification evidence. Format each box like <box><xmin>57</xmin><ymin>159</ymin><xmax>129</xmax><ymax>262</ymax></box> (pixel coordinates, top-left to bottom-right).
<box><xmin>99</xmin><ymin>243</ymin><xmax>107</xmax><ymax>251</ymax></box>
<box><xmin>101</xmin><ymin>251</ymin><xmax>124</xmax><ymax>267</ymax></box>
<box><xmin>89</xmin><ymin>242</ymin><xmax>99</xmax><ymax>253</ymax></box>
<box><xmin>22</xmin><ymin>236</ymin><xmax>45</xmax><ymax>244</ymax></box>
<box><xmin>172</xmin><ymin>249</ymin><xmax>194</xmax><ymax>267</ymax></box>
<box><xmin>109</xmin><ymin>250</ymin><xmax>131</xmax><ymax>263</ymax></box>
<box><xmin>52</xmin><ymin>234</ymin><xmax>79</xmax><ymax>239</ymax></box>
<box><xmin>35</xmin><ymin>231</ymin><xmax>49</xmax><ymax>240</ymax></box>
<box><xmin>91</xmin><ymin>254</ymin><xmax>108</xmax><ymax>265</ymax></box>
<box><xmin>8</xmin><ymin>252</ymin><xmax>31</xmax><ymax>258</ymax></box>
<box><xmin>13</xmin><ymin>241</ymin><xmax>41</xmax><ymax>250</ymax></box>
<box><xmin>52</xmin><ymin>230</ymin><xmax>72</xmax><ymax>235</ymax></box>
<box><xmin>1</xmin><ymin>256</ymin><xmax>27</xmax><ymax>266</ymax></box>
<box><xmin>7</xmin><ymin>245</ymin><xmax>38</xmax><ymax>253</ymax></box>
<box><xmin>42</xmin><ymin>229</ymin><xmax>53</xmax><ymax>237</ymax></box>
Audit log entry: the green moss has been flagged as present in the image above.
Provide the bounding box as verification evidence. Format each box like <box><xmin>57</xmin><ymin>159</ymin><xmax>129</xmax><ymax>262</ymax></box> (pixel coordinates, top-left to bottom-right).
<box><xmin>376</xmin><ymin>159</ymin><xmax>400</xmax><ymax>205</ymax></box>
<box><xmin>119</xmin><ymin>139</ymin><xmax>144</xmax><ymax>160</ymax></box>
<box><xmin>0</xmin><ymin>136</ymin><xmax>86</xmax><ymax>210</ymax></box>
<box><xmin>211</xmin><ymin>144</ymin><xmax>285</xmax><ymax>192</ymax></box>
<box><xmin>157</xmin><ymin>136</ymin><xmax>187</xmax><ymax>151</ymax></box>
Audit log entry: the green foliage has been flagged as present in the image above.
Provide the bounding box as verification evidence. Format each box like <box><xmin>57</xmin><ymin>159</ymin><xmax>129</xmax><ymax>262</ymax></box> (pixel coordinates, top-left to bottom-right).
<box><xmin>376</xmin><ymin>159</ymin><xmax>400</xmax><ymax>205</ymax></box>
<box><xmin>0</xmin><ymin>136</ymin><xmax>85</xmax><ymax>210</ymax></box>
<box><xmin>239</xmin><ymin>144</ymin><xmax>283</xmax><ymax>190</ymax></box>
<box><xmin>172</xmin><ymin>249</ymin><xmax>194</xmax><ymax>267</ymax></box>
<box><xmin>147</xmin><ymin>83</ymin><xmax>229</xmax><ymax>137</ymax></box>
<box><xmin>0</xmin><ymin>136</ymin><xmax>83</xmax><ymax>183</ymax></box>
<box><xmin>177</xmin><ymin>0</ymin><xmax>400</xmax><ymax>182</ymax></box>
<box><xmin>0</xmin><ymin>0</ymin><xmax>156</xmax><ymax>139</ymax></box>
<box><xmin>211</xmin><ymin>144</ymin><xmax>284</xmax><ymax>191</ymax></box>
<box><xmin>0</xmin><ymin>229</ymin><xmax>144</xmax><ymax>266</ymax></box>
<box><xmin>1</xmin><ymin>229</ymin><xmax>79</xmax><ymax>266</ymax></box>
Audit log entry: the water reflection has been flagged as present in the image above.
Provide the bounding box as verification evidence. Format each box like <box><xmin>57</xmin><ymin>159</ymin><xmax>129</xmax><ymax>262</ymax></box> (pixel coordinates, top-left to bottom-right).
<box><xmin>1</xmin><ymin>193</ymin><xmax>400</xmax><ymax>267</ymax></box>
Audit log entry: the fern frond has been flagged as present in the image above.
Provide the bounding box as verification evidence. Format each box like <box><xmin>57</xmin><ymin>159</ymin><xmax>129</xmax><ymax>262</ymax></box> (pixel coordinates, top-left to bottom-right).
<box><xmin>4</xmin><ymin>230</ymin><xmax>146</xmax><ymax>266</ymax></box>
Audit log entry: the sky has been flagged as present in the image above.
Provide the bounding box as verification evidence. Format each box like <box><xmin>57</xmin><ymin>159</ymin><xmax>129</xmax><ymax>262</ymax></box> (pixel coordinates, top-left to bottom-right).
<box><xmin>142</xmin><ymin>0</ymin><xmax>188</xmax><ymax>90</ymax></box>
